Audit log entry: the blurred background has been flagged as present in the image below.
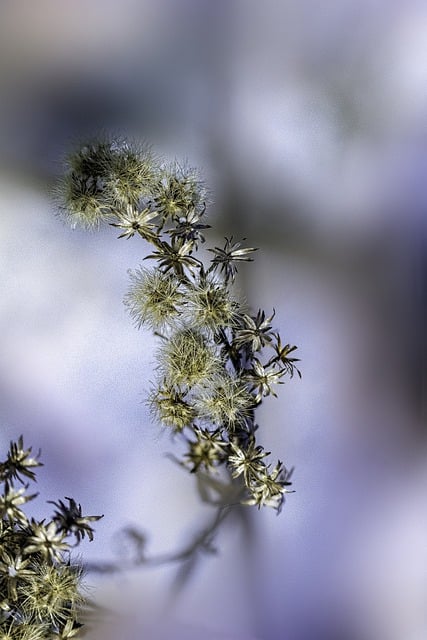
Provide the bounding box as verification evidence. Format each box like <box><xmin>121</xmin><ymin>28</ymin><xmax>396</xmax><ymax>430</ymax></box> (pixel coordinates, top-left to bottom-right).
<box><xmin>0</xmin><ymin>1</ymin><xmax>426</xmax><ymax>638</ymax></box>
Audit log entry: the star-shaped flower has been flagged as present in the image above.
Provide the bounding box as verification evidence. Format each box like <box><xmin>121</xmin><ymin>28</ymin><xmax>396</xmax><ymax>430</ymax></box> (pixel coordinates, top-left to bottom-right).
<box><xmin>24</xmin><ymin>520</ymin><xmax>69</xmax><ymax>562</ymax></box>
<box><xmin>110</xmin><ymin>205</ymin><xmax>159</xmax><ymax>240</ymax></box>
<box><xmin>208</xmin><ymin>237</ymin><xmax>258</xmax><ymax>282</ymax></box>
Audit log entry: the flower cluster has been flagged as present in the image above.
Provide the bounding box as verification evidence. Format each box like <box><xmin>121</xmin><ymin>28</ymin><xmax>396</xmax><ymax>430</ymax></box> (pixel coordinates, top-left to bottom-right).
<box><xmin>0</xmin><ymin>436</ymin><xmax>103</xmax><ymax>639</ymax></box>
<box><xmin>58</xmin><ymin>137</ymin><xmax>301</xmax><ymax>512</ymax></box>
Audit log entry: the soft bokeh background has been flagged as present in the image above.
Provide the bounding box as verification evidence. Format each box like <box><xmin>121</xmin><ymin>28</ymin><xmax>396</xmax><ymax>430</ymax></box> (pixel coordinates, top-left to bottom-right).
<box><xmin>0</xmin><ymin>2</ymin><xmax>426</xmax><ymax>639</ymax></box>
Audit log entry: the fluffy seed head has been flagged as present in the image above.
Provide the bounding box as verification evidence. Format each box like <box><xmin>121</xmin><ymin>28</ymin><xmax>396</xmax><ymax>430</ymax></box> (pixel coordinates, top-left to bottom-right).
<box><xmin>124</xmin><ymin>267</ymin><xmax>184</xmax><ymax>330</ymax></box>
<box><xmin>158</xmin><ymin>329</ymin><xmax>220</xmax><ymax>387</ymax></box>
<box><xmin>56</xmin><ymin>140</ymin><xmax>117</xmax><ymax>229</ymax></box>
<box><xmin>184</xmin><ymin>279</ymin><xmax>239</xmax><ymax>332</ymax></box>
<box><xmin>194</xmin><ymin>374</ymin><xmax>255</xmax><ymax>429</ymax></box>
<box><xmin>57</xmin><ymin>173</ymin><xmax>109</xmax><ymax>230</ymax></box>
<box><xmin>57</xmin><ymin>138</ymin><xmax>158</xmax><ymax>229</ymax></box>
<box><xmin>106</xmin><ymin>143</ymin><xmax>158</xmax><ymax>206</ymax></box>
<box><xmin>148</xmin><ymin>383</ymin><xmax>196</xmax><ymax>432</ymax></box>
<box><xmin>154</xmin><ymin>162</ymin><xmax>206</xmax><ymax>220</ymax></box>
<box><xmin>18</xmin><ymin>561</ymin><xmax>83</xmax><ymax>628</ymax></box>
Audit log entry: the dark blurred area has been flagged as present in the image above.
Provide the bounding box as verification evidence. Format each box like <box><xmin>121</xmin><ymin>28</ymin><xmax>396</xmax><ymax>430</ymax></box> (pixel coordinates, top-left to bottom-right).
<box><xmin>0</xmin><ymin>2</ymin><xmax>426</xmax><ymax>639</ymax></box>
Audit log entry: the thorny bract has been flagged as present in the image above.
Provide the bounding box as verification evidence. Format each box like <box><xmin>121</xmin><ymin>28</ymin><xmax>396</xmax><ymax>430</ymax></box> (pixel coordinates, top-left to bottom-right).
<box><xmin>57</xmin><ymin>137</ymin><xmax>301</xmax><ymax>513</ymax></box>
<box><xmin>0</xmin><ymin>436</ymin><xmax>103</xmax><ymax>639</ymax></box>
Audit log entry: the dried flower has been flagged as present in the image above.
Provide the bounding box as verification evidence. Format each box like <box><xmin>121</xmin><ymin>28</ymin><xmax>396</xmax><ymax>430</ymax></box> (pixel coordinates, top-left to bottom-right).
<box><xmin>153</xmin><ymin>162</ymin><xmax>206</xmax><ymax>221</ymax></box>
<box><xmin>24</xmin><ymin>521</ymin><xmax>69</xmax><ymax>563</ymax></box>
<box><xmin>183</xmin><ymin>278</ymin><xmax>239</xmax><ymax>332</ymax></box>
<box><xmin>0</xmin><ymin>438</ymin><xmax>102</xmax><ymax>639</ymax></box>
<box><xmin>234</xmin><ymin>309</ymin><xmax>276</xmax><ymax>353</ymax></box>
<box><xmin>157</xmin><ymin>328</ymin><xmax>221</xmax><ymax>388</ymax></box>
<box><xmin>194</xmin><ymin>374</ymin><xmax>255</xmax><ymax>430</ymax></box>
<box><xmin>227</xmin><ymin>439</ymin><xmax>269</xmax><ymax>483</ymax></box>
<box><xmin>145</xmin><ymin>238</ymin><xmax>201</xmax><ymax>277</ymax></box>
<box><xmin>0</xmin><ymin>487</ymin><xmax>37</xmax><ymax>525</ymax></box>
<box><xmin>184</xmin><ymin>427</ymin><xmax>228</xmax><ymax>472</ymax></box>
<box><xmin>57</xmin><ymin>137</ymin><xmax>302</xmax><ymax>515</ymax></box>
<box><xmin>0</xmin><ymin>551</ymin><xmax>33</xmax><ymax>601</ymax></box>
<box><xmin>246</xmin><ymin>358</ymin><xmax>285</xmax><ymax>403</ymax></box>
<box><xmin>110</xmin><ymin>204</ymin><xmax>159</xmax><ymax>241</ymax></box>
<box><xmin>245</xmin><ymin>462</ymin><xmax>293</xmax><ymax>513</ymax></box>
<box><xmin>208</xmin><ymin>237</ymin><xmax>258</xmax><ymax>282</ymax></box>
<box><xmin>124</xmin><ymin>267</ymin><xmax>184</xmax><ymax>330</ymax></box>
<box><xmin>148</xmin><ymin>383</ymin><xmax>196</xmax><ymax>432</ymax></box>
<box><xmin>48</xmin><ymin>497</ymin><xmax>103</xmax><ymax>544</ymax></box>
<box><xmin>269</xmin><ymin>333</ymin><xmax>302</xmax><ymax>379</ymax></box>
<box><xmin>2</xmin><ymin>436</ymin><xmax>42</xmax><ymax>485</ymax></box>
<box><xmin>167</xmin><ymin>207</ymin><xmax>210</xmax><ymax>247</ymax></box>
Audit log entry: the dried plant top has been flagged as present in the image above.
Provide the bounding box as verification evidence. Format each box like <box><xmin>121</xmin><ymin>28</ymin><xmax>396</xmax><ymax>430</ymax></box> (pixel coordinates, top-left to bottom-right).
<box><xmin>57</xmin><ymin>138</ymin><xmax>301</xmax><ymax>513</ymax></box>
<box><xmin>0</xmin><ymin>436</ymin><xmax>103</xmax><ymax>639</ymax></box>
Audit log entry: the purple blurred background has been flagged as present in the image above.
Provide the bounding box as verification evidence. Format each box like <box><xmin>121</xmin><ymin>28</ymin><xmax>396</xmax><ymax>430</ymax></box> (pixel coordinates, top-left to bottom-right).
<box><xmin>0</xmin><ymin>2</ymin><xmax>426</xmax><ymax>638</ymax></box>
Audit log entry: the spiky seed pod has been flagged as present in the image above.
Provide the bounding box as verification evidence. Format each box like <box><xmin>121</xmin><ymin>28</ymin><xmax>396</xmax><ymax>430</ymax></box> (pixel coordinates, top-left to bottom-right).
<box><xmin>124</xmin><ymin>267</ymin><xmax>184</xmax><ymax>330</ymax></box>
<box><xmin>57</xmin><ymin>138</ymin><xmax>159</xmax><ymax>229</ymax></box>
<box><xmin>194</xmin><ymin>374</ymin><xmax>255</xmax><ymax>430</ymax></box>
<box><xmin>153</xmin><ymin>162</ymin><xmax>206</xmax><ymax>221</ymax></box>
<box><xmin>53</xmin><ymin>618</ymin><xmax>84</xmax><ymax>639</ymax></box>
<box><xmin>68</xmin><ymin>140</ymin><xmax>117</xmax><ymax>178</ymax></box>
<box><xmin>233</xmin><ymin>309</ymin><xmax>275</xmax><ymax>353</ymax></box>
<box><xmin>18</xmin><ymin>560</ymin><xmax>83</xmax><ymax>628</ymax></box>
<box><xmin>148</xmin><ymin>383</ymin><xmax>196</xmax><ymax>432</ymax></box>
<box><xmin>157</xmin><ymin>328</ymin><xmax>220</xmax><ymax>388</ymax></box>
<box><xmin>183</xmin><ymin>279</ymin><xmax>239</xmax><ymax>332</ymax></box>
<box><xmin>58</xmin><ymin>173</ymin><xmax>110</xmax><ymax>230</ymax></box>
<box><xmin>57</xmin><ymin>140</ymin><xmax>118</xmax><ymax>230</ymax></box>
<box><xmin>105</xmin><ymin>143</ymin><xmax>158</xmax><ymax>206</ymax></box>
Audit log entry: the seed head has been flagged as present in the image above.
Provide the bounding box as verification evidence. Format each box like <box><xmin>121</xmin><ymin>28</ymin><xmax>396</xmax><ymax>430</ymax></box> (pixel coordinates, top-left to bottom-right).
<box><xmin>125</xmin><ymin>267</ymin><xmax>184</xmax><ymax>330</ymax></box>
<box><xmin>0</xmin><ymin>438</ymin><xmax>101</xmax><ymax>639</ymax></box>
<box><xmin>157</xmin><ymin>328</ymin><xmax>221</xmax><ymax>388</ymax></box>
<box><xmin>19</xmin><ymin>560</ymin><xmax>83</xmax><ymax>628</ymax></box>
<box><xmin>183</xmin><ymin>279</ymin><xmax>239</xmax><ymax>332</ymax></box>
<box><xmin>148</xmin><ymin>383</ymin><xmax>196</xmax><ymax>432</ymax></box>
<box><xmin>57</xmin><ymin>138</ymin><xmax>159</xmax><ymax>229</ymax></box>
<box><xmin>57</xmin><ymin>173</ymin><xmax>110</xmax><ymax>230</ymax></box>
<box><xmin>154</xmin><ymin>162</ymin><xmax>206</xmax><ymax>221</ymax></box>
<box><xmin>56</xmin><ymin>140</ymin><xmax>117</xmax><ymax>229</ymax></box>
<box><xmin>105</xmin><ymin>143</ymin><xmax>157</xmax><ymax>206</ymax></box>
